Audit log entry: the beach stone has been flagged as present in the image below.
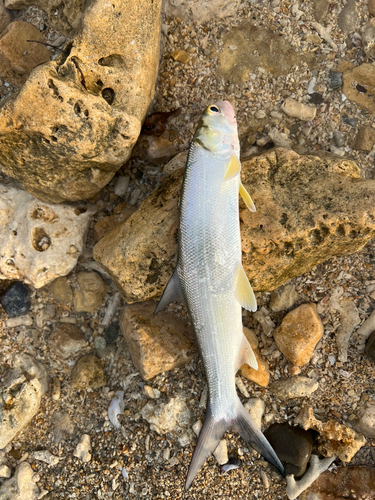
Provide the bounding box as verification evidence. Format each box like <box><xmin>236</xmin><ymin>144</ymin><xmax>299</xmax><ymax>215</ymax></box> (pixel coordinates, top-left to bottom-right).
<box><xmin>0</xmin><ymin>3</ymin><xmax>10</xmax><ymax>33</ymax></box>
<box><xmin>214</xmin><ymin>440</ymin><xmax>228</xmax><ymax>465</ymax></box>
<box><xmin>94</xmin><ymin>148</ymin><xmax>375</xmax><ymax>302</ymax></box>
<box><xmin>337</xmin><ymin>0</ymin><xmax>359</xmax><ymax>34</ymax></box>
<box><xmin>273</xmin><ymin>304</ymin><xmax>324</xmax><ymax>366</ymax></box>
<box><xmin>295</xmin><ymin>406</ymin><xmax>366</xmax><ymax>462</ymax></box>
<box><xmin>0</xmin><ymin>465</ymin><xmax>11</xmax><ymax>479</ymax></box>
<box><xmin>0</xmin><ymin>462</ymin><xmax>40</xmax><ymax>500</ymax></box>
<box><xmin>362</xmin><ymin>19</ymin><xmax>375</xmax><ymax>59</ymax></box>
<box><xmin>299</xmin><ymin>466</ymin><xmax>375</xmax><ymax>500</ymax></box>
<box><xmin>216</xmin><ymin>22</ymin><xmax>315</xmax><ymax>84</ymax></box>
<box><xmin>0</xmin><ymin>0</ymin><xmax>162</xmax><ymax>203</ymax></box>
<box><xmin>131</xmin><ymin>134</ymin><xmax>178</xmax><ymax>165</ymax></box>
<box><xmin>352</xmin><ymin>126</ymin><xmax>375</xmax><ymax>152</ymax></box>
<box><xmin>73</xmin><ymin>434</ymin><xmax>92</xmax><ymax>462</ymax></box>
<box><xmin>369</xmin><ymin>0</ymin><xmax>375</xmax><ymax>16</ymax></box>
<box><xmin>244</xmin><ymin>398</ymin><xmax>265</xmax><ymax>429</ymax></box>
<box><xmin>342</xmin><ymin>64</ymin><xmax>375</xmax><ymax>115</ymax></box>
<box><xmin>264</xmin><ymin>423</ymin><xmax>313</xmax><ymax>477</ymax></box>
<box><xmin>162</xmin><ymin>0</ymin><xmax>240</xmax><ymax>24</ymax></box>
<box><xmin>93</xmin><ymin>204</ymin><xmax>137</xmax><ymax>242</ymax></box>
<box><xmin>141</xmin><ymin>394</ymin><xmax>192</xmax><ymax>439</ymax></box>
<box><xmin>0</xmin><ymin>182</ymin><xmax>95</xmax><ymax>288</ymax></box>
<box><xmin>120</xmin><ymin>301</ymin><xmax>196</xmax><ymax>380</ymax></box>
<box><xmin>49</xmin><ymin>323</ymin><xmax>87</xmax><ymax>358</ymax></box>
<box><xmin>73</xmin><ymin>271</ymin><xmax>108</xmax><ymax>312</ymax></box>
<box><xmin>104</xmin><ymin>320</ymin><xmax>120</xmax><ymax>344</ymax></box>
<box><xmin>0</xmin><ymin>21</ymin><xmax>50</xmax><ymax>86</ymax></box>
<box><xmin>355</xmin><ymin>402</ymin><xmax>375</xmax><ymax>438</ymax></box>
<box><xmin>312</xmin><ymin>0</ymin><xmax>329</xmax><ymax>22</ymax></box>
<box><xmin>335</xmin><ymin>298</ymin><xmax>360</xmax><ymax>362</ymax></box>
<box><xmin>269</xmin><ymin>376</ymin><xmax>319</xmax><ymax>400</ymax></box>
<box><xmin>281</xmin><ymin>98</ymin><xmax>316</xmax><ymax>122</ymax></box>
<box><xmin>0</xmin><ymin>281</ymin><xmax>30</xmax><ymax>317</ymax></box>
<box><xmin>48</xmin><ymin>277</ymin><xmax>73</xmax><ymax>303</ymax></box>
<box><xmin>269</xmin><ymin>284</ymin><xmax>299</xmax><ymax>312</ymax></box>
<box><xmin>71</xmin><ymin>355</ymin><xmax>106</xmax><ymax>389</ymax></box>
<box><xmin>0</xmin><ymin>354</ymin><xmax>48</xmax><ymax>448</ymax></box>
<box><xmin>365</xmin><ymin>331</ymin><xmax>375</xmax><ymax>361</ymax></box>
<box><xmin>240</xmin><ymin>347</ymin><xmax>270</xmax><ymax>387</ymax></box>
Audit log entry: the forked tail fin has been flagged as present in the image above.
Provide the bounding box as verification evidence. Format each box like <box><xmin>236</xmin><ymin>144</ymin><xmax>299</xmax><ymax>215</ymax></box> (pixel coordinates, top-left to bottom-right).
<box><xmin>185</xmin><ymin>398</ymin><xmax>285</xmax><ymax>491</ymax></box>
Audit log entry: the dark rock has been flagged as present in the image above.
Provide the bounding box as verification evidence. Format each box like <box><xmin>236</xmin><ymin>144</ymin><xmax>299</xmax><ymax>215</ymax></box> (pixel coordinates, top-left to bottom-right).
<box><xmin>365</xmin><ymin>331</ymin><xmax>375</xmax><ymax>362</ymax></box>
<box><xmin>342</xmin><ymin>115</ymin><xmax>356</xmax><ymax>126</ymax></box>
<box><xmin>264</xmin><ymin>423</ymin><xmax>313</xmax><ymax>477</ymax></box>
<box><xmin>0</xmin><ymin>281</ymin><xmax>31</xmax><ymax>317</ymax></box>
<box><xmin>104</xmin><ymin>321</ymin><xmax>120</xmax><ymax>343</ymax></box>
<box><xmin>329</xmin><ymin>71</ymin><xmax>342</xmax><ymax>90</ymax></box>
<box><xmin>309</xmin><ymin>92</ymin><xmax>324</xmax><ymax>105</ymax></box>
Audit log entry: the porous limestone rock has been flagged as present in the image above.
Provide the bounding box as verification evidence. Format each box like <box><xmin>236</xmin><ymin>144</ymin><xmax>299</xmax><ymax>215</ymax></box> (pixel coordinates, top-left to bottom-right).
<box><xmin>0</xmin><ymin>182</ymin><xmax>95</xmax><ymax>288</ymax></box>
<box><xmin>5</xmin><ymin>0</ymin><xmax>84</xmax><ymax>35</ymax></box>
<box><xmin>0</xmin><ymin>354</ymin><xmax>48</xmax><ymax>448</ymax></box>
<box><xmin>269</xmin><ymin>284</ymin><xmax>299</xmax><ymax>312</ymax></box>
<box><xmin>274</xmin><ymin>304</ymin><xmax>324</xmax><ymax>366</ymax></box>
<box><xmin>0</xmin><ymin>0</ymin><xmax>162</xmax><ymax>203</ymax></box>
<box><xmin>0</xmin><ymin>21</ymin><xmax>51</xmax><ymax>86</ymax></box>
<box><xmin>162</xmin><ymin>0</ymin><xmax>240</xmax><ymax>24</ymax></box>
<box><xmin>73</xmin><ymin>271</ymin><xmax>108</xmax><ymax>312</ymax></box>
<box><xmin>342</xmin><ymin>64</ymin><xmax>375</xmax><ymax>115</ymax></box>
<box><xmin>0</xmin><ymin>462</ymin><xmax>40</xmax><ymax>500</ymax></box>
<box><xmin>0</xmin><ymin>2</ymin><xmax>11</xmax><ymax>33</ymax></box>
<box><xmin>120</xmin><ymin>301</ymin><xmax>196</xmax><ymax>380</ymax></box>
<box><xmin>355</xmin><ymin>402</ymin><xmax>375</xmax><ymax>438</ymax></box>
<box><xmin>269</xmin><ymin>376</ymin><xmax>319</xmax><ymax>400</ymax></box>
<box><xmin>141</xmin><ymin>394</ymin><xmax>192</xmax><ymax>438</ymax></box>
<box><xmin>93</xmin><ymin>148</ymin><xmax>375</xmax><ymax>301</ymax></box>
<box><xmin>49</xmin><ymin>323</ymin><xmax>87</xmax><ymax>358</ymax></box>
<box><xmin>71</xmin><ymin>355</ymin><xmax>106</xmax><ymax>389</ymax></box>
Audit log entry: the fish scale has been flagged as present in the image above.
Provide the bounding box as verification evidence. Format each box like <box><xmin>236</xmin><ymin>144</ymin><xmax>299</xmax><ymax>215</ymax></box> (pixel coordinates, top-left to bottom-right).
<box><xmin>155</xmin><ymin>100</ymin><xmax>284</xmax><ymax>489</ymax></box>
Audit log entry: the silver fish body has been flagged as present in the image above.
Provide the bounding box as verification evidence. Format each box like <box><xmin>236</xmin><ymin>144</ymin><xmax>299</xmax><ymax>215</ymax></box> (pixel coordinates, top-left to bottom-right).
<box><xmin>155</xmin><ymin>101</ymin><xmax>284</xmax><ymax>489</ymax></box>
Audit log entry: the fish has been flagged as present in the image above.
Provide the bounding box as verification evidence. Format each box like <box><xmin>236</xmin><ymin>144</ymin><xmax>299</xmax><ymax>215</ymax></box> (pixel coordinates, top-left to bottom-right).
<box><xmin>154</xmin><ymin>100</ymin><xmax>285</xmax><ymax>489</ymax></box>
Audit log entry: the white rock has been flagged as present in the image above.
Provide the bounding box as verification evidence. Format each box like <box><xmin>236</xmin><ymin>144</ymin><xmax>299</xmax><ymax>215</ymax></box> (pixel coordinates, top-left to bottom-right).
<box><xmin>73</xmin><ymin>434</ymin><xmax>92</xmax><ymax>462</ymax></box>
<box><xmin>0</xmin><ymin>354</ymin><xmax>48</xmax><ymax>448</ymax></box>
<box><xmin>0</xmin><ymin>183</ymin><xmax>95</xmax><ymax>288</ymax></box>
<box><xmin>213</xmin><ymin>439</ymin><xmax>228</xmax><ymax>465</ymax></box>
<box><xmin>336</xmin><ymin>299</ymin><xmax>360</xmax><ymax>362</ymax></box>
<box><xmin>162</xmin><ymin>0</ymin><xmax>240</xmax><ymax>23</ymax></box>
<box><xmin>268</xmin><ymin>128</ymin><xmax>292</xmax><ymax>149</ymax></box>
<box><xmin>244</xmin><ymin>398</ymin><xmax>265</xmax><ymax>429</ymax></box>
<box><xmin>355</xmin><ymin>402</ymin><xmax>375</xmax><ymax>438</ymax></box>
<box><xmin>192</xmin><ymin>420</ymin><xmax>203</xmax><ymax>436</ymax></box>
<box><xmin>5</xmin><ymin>315</ymin><xmax>33</xmax><ymax>328</ymax></box>
<box><xmin>281</xmin><ymin>98</ymin><xmax>316</xmax><ymax>122</ymax></box>
<box><xmin>32</xmin><ymin>450</ymin><xmax>60</xmax><ymax>466</ymax></box>
<box><xmin>253</xmin><ymin>311</ymin><xmax>275</xmax><ymax>336</ymax></box>
<box><xmin>286</xmin><ymin>455</ymin><xmax>336</xmax><ymax>500</ymax></box>
<box><xmin>141</xmin><ymin>394</ymin><xmax>192</xmax><ymax>436</ymax></box>
<box><xmin>269</xmin><ymin>376</ymin><xmax>319</xmax><ymax>399</ymax></box>
<box><xmin>269</xmin><ymin>284</ymin><xmax>299</xmax><ymax>312</ymax></box>
<box><xmin>357</xmin><ymin>310</ymin><xmax>375</xmax><ymax>340</ymax></box>
<box><xmin>0</xmin><ymin>462</ymin><xmax>39</xmax><ymax>500</ymax></box>
<box><xmin>0</xmin><ymin>465</ymin><xmax>11</xmax><ymax>478</ymax></box>
<box><xmin>108</xmin><ymin>391</ymin><xmax>125</xmax><ymax>429</ymax></box>
<box><xmin>114</xmin><ymin>176</ymin><xmax>130</xmax><ymax>198</ymax></box>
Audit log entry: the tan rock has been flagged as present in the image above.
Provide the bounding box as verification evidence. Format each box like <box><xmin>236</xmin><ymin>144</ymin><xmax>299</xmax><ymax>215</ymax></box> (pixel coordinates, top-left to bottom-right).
<box><xmin>170</xmin><ymin>49</ymin><xmax>190</xmax><ymax>63</ymax></box>
<box><xmin>342</xmin><ymin>64</ymin><xmax>375</xmax><ymax>115</ymax></box>
<box><xmin>295</xmin><ymin>406</ymin><xmax>366</xmax><ymax>462</ymax></box>
<box><xmin>49</xmin><ymin>323</ymin><xmax>87</xmax><ymax>358</ymax></box>
<box><xmin>0</xmin><ymin>2</ymin><xmax>10</xmax><ymax>33</ymax></box>
<box><xmin>369</xmin><ymin>0</ymin><xmax>375</xmax><ymax>16</ymax></box>
<box><xmin>5</xmin><ymin>0</ymin><xmax>84</xmax><ymax>34</ymax></box>
<box><xmin>120</xmin><ymin>301</ymin><xmax>196</xmax><ymax>380</ymax></box>
<box><xmin>94</xmin><ymin>148</ymin><xmax>375</xmax><ymax>303</ymax></box>
<box><xmin>0</xmin><ymin>462</ymin><xmax>40</xmax><ymax>500</ymax></box>
<box><xmin>73</xmin><ymin>271</ymin><xmax>108</xmax><ymax>312</ymax></box>
<box><xmin>48</xmin><ymin>276</ymin><xmax>73</xmax><ymax>303</ymax></box>
<box><xmin>71</xmin><ymin>355</ymin><xmax>106</xmax><ymax>389</ymax></box>
<box><xmin>362</xmin><ymin>19</ymin><xmax>375</xmax><ymax>59</ymax></box>
<box><xmin>273</xmin><ymin>303</ymin><xmax>323</xmax><ymax>366</ymax></box>
<box><xmin>269</xmin><ymin>376</ymin><xmax>319</xmax><ymax>399</ymax></box>
<box><xmin>281</xmin><ymin>98</ymin><xmax>316</xmax><ymax>122</ymax></box>
<box><xmin>216</xmin><ymin>22</ymin><xmax>315</xmax><ymax>84</ymax></box>
<box><xmin>0</xmin><ymin>21</ymin><xmax>50</xmax><ymax>86</ymax></box>
<box><xmin>0</xmin><ymin>0</ymin><xmax>162</xmax><ymax>203</ymax></box>
<box><xmin>352</xmin><ymin>125</ymin><xmax>375</xmax><ymax>152</ymax></box>
<box><xmin>162</xmin><ymin>0</ymin><xmax>240</xmax><ymax>23</ymax></box>
<box><xmin>240</xmin><ymin>331</ymin><xmax>270</xmax><ymax>387</ymax></box>
<box><xmin>269</xmin><ymin>284</ymin><xmax>299</xmax><ymax>312</ymax></box>
<box><xmin>93</xmin><ymin>205</ymin><xmax>137</xmax><ymax>242</ymax></box>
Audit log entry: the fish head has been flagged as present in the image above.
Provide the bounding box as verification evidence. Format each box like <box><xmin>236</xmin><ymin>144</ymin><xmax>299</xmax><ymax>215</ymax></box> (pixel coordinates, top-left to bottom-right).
<box><xmin>194</xmin><ymin>100</ymin><xmax>239</xmax><ymax>156</ymax></box>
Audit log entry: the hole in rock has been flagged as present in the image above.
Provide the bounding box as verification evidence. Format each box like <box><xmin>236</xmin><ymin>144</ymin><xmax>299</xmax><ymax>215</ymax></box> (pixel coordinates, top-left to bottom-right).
<box><xmin>74</xmin><ymin>207</ymin><xmax>87</xmax><ymax>216</ymax></box>
<box><xmin>98</xmin><ymin>54</ymin><xmax>125</xmax><ymax>68</ymax></box>
<box><xmin>51</xmin><ymin>136</ymin><xmax>58</xmax><ymax>142</ymax></box>
<box><xmin>74</xmin><ymin>102</ymin><xmax>81</xmax><ymax>115</ymax></box>
<box><xmin>32</xmin><ymin>228</ymin><xmax>52</xmax><ymax>252</ymax></box>
<box><xmin>96</xmin><ymin>80</ymin><xmax>103</xmax><ymax>88</ymax></box>
<box><xmin>84</xmin><ymin>109</ymin><xmax>89</xmax><ymax>117</ymax></box>
<box><xmin>102</xmin><ymin>88</ymin><xmax>115</xmax><ymax>105</ymax></box>
<box><xmin>29</xmin><ymin>206</ymin><xmax>58</xmax><ymax>222</ymax></box>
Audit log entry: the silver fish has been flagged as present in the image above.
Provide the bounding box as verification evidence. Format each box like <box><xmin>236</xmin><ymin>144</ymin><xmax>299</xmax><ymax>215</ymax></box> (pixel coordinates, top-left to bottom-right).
<box><xmin>155</xmin><ymin>100</ymin><xmax>284</xmax><ymax>489</ymax></box>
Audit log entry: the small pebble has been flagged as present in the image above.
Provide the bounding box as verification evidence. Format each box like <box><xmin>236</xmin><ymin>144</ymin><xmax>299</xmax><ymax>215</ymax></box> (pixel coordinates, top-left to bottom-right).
<box><xmin>73</xmin><ymin>434</ymin><xmax>92</xmax><ymax>462</ymax></box>
<box><xmin>281</xmin><ymin>98</ymin><xmax>316</xmax><ymax>121</ymax></box>
<box><xmin>5</xmin><ymin>314</ymin><xmax>33</xmax><ymax>327</ymax></box>
<box><xmin>214</xmin><ymin>439</ymin><xmax>228</xmax><ymax>465</ymax></box>
<box><xmin>329</xmin><ymin>71</ymin><xmax>343</xmax><ymax>89</ymax></box>
<box><xmin>33</xmin><ymin>450</ymin><xmax>60</xmax><ymax>466</ymax></box>
<box><xmin>52</xmin><ymin>377</ymin><xmax>61</xmax><ymax>401</ymax></box>
<box><xmin>0</xmin><ymin>464</ymin><xmax>11</xmax><ymax>478</ymax></box>
<box><xmin>114</xmin><ymin>176</ymin><xmax>130</xmax><ymax>198</ymax></box>
<box><xmin>0</xmin><ymin>282</ymin><xmax>31</xmax><ymax>318</ymax></box>
<box><xmin>169</xmin><ymin>49</ymin><xmax>190</xmax><ymax>63</ymax></box>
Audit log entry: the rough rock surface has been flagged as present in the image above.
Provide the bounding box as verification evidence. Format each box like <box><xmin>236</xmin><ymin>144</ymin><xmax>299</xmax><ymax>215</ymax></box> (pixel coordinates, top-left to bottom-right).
<box><xmin>0</xmin><ymin>21</ymin><xmax>50</xmax><ymax>86</ymax></box>
<box><xmin>0</xmin><ymin>182</ymin><xmax>95</xmax><ymax>288</ymax></box>
<box><xmin>48</xmin><ymin>323</ymin><xmax>87</xmax><ymax>358</ymax></box>
<box><xmin>162</xmin><ymin>0</ymin><xmax>240</xmax><ymax>24</ymax></box>
<box><xmin>5</xmin><ymin>0</ymin><xmax>84</xmax><ymax>34</ymax></box>
<box><xmin>120</xmin><ymin>301</ymin><xmax>196</xmax><ymax>380</ymax></box>
<box><xmin>269</xmin><ymin>376</ymin><xmax>319</xmax><ymax>400</ymax></box>
<box><xmin>0</xmin><ymin>0</ymin><xmax>162</xmax><ymax>203</ymax></box>
<box><xmin>352</xmin><ymin>125</ymin><xmax>375</xmax><ymax>152</ymax></box>
<box><xmin>94</xmin><ymin>148</ymin><xmax>375</xmax><ymax>303</ymax></box>
<box><xmin>355</xmin><ymin>402</ymin><xmax>375</xmax><ymax>438</ymax></box>
<box><xmin>0</xmin><ymin>354</ymin><xmax>48</xmax><ymax>448</ymax></box>
<box><xmin>73</xmin><ymin>271</ymin><xmax>108</xmax><ymax>313</ymax></box>
<box><xmin>295</xmin><ymin>406</ymin><xmax>366</xmax><ymax>462</ymax></box>
<box><xmin>273</xmin><ymin>304</ymin><xmax>324</xmax><ymax>366</ymax></box>
<box><xmin>70</xmin><ymin>355</ymin><xmax>106</xmax><ymax>389</ymax></box>
<box><xmin>0</xmin><ymin>462</ymin><xmax>40</xmax><ymax>500</ymax></box>
<box><xmin>141</xmin><ymin>394</ymin><xmax>192</xmax><ymax>438</ymax></box>
<box><xmin>342</xmin><ymin>64</ymin><xmax>375</xmax><ymax>115</ymax></box>
<box><xmin>269</xmin><ymin>284</ymin><xmax>299</xmax><ymax>312</ymax></box>
<box><xmin>0</xmin><ymin>3</ymin><xmax>10</xmax><ymax>33</ymax></box>
<box><xmin>299</xmin><ymin>466</ymin><xmax>375</xmax><ymax>500</ymax></box>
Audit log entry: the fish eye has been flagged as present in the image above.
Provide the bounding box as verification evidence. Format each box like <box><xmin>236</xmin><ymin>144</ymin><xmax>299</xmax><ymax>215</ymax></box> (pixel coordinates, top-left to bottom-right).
<box><xmin>208</xmin><ymin>105</ymin><xmax>220</xmax><ymax>114</ymax></box>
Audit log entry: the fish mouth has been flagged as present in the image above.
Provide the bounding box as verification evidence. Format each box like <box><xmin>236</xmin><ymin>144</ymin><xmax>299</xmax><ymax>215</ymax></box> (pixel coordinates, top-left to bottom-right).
<box><xmin>214</xmin><ymin>100</ymin><xmax>236</xmax><ymax>124</ymax></box>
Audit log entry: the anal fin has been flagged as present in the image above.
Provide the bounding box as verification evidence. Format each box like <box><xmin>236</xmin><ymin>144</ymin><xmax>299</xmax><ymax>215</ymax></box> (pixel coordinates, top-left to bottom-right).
<box><xmin>234</xmin><ymin>264</ymin><xmax>257</xmax><ymax>312</ymax></box>
<box><xmin>236</xmin><ymin>334</ymin><xmax>258</xmax><ymax>371</ymax></box>
<box><xmin>239</xmin><ymin>182</ymin><xmax>256</xmax><ymax>212</ymax></box>
<box><xmin>224</xmin><ymin>154</ymin><xmax>241</xmax><ymax>180</ymax></box>
<box><xmin>154</xmin><ymin>268</ymin><xmax>185</xmax><ymax>315</ymax></box>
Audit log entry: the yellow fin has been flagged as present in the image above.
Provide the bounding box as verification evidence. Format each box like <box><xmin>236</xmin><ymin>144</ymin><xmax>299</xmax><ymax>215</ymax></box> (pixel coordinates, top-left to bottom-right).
<box><xmin>239</xmin><ymin>182</ymin><xmax>256</xmax><ymax>212</ymax></box>
<box><xmin>224</xmin><ymin>154</ymin><xmax>241</xmax><ymax>180</ymax></box>
<box><xmin>234</xmin><ymin>264</ymin><xmax>257</xmax><ymax>312</ymax></box>
<box><xmin>236</xmin><ymin>334</ymin><xmax>258</xmax><ymax>371</ymax></box>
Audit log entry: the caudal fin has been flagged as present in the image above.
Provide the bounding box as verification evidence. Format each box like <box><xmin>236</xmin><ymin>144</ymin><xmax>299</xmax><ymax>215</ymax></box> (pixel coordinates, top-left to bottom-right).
<box><xmin>185</xmin><ymin>398</ymin><xmax>284</xmax><ymax>491</ymax></box>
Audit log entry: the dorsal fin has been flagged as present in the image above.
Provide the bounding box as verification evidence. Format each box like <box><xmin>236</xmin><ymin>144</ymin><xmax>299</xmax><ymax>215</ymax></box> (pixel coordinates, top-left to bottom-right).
<box><xmin>236</xmin><ymin>334</ymin><xmax>258</xmax><ymax>371</ymax></box>
<box><xmin>154</xmin><ymin>269</ymin><xmax>185</xmax><ymax>315</ymax></box>
<box><xmin>239</xmin><ymin>182</ymin><xmax>256</xmax><ymax>212</ymax></box>
<box><xmin>224</xmin><ymin>154</ymin><xmax>241</xmax><ymax>180</ymax></box>
<box><xmin>234</xmin><ymin>264</ymin><xmax>257</xmax><ymax>312</ymax></box>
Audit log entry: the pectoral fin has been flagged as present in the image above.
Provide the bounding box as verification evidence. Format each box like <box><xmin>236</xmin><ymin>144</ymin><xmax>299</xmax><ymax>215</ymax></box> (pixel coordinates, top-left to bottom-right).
<box><xmin>154</xmin><ymin>269</ymin><xmax>185</xmax><ymax>315</ymax></box>
<box><xmin>234</xmin><ymin>264</ymin><xmax>257</xmax><ymax>312</ymax></box>
<box><xmin>239</xmin><ymin>182</ymin><xmax>256</xmax><ymax>212</ymax></box>
<box><xmin>224</xmin><ymin>154</ymin><xmax>241</xmax><ymax>180</ymax></box>
<box><xmin>236</xmin><ymin>334</ymin><xmax>258</xmax><ymax>371</ymax></box>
